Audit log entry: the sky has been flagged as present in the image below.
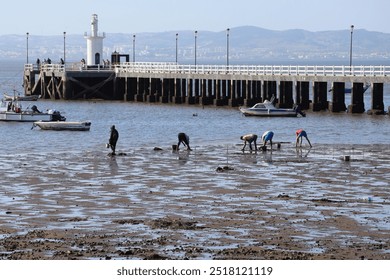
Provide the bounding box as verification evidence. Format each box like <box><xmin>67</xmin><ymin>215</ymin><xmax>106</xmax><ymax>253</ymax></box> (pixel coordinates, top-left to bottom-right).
<box><xmin>1</xmin><ymin>0</ymin><xmax>388</xmax><ymax>35</ymax></box>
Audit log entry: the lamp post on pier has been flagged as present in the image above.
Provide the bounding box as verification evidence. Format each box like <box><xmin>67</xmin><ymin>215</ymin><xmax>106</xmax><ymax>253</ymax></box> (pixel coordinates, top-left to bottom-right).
<box><xmin>349</xmin><ymin>25</ymin><xmax>354</xmax><ymax>73</ymax></box>
<box><xmin>63</xmin><ymin>31</ymin><xmax>66</xmax><ymax>65</ymax></box>
<box><xmin>133</xmin><ymin>34</ymin><xmax>136</xmax><ymax>63</ymax></box>
<box><xmin>26</xmin><ymin>32</ymin><xmax>29</xmax><ymax>64</ymax></box>
<box><xmin>175</xmin><ymin>33</ymin><xmax>178</xmax><ymax>64</ymax></box>
<box><xmin>226</xmin><ymin>28</ymin><xmax>230</xmax><ymax>67</ymax></box>
<box><xmin>194</xmin><ymin>30</ymin><xmax>198</xmax><ymax>66</ymax></box>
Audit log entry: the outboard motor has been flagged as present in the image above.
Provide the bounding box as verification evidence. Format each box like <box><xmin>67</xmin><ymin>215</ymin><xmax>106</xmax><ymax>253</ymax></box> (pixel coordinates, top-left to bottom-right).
<box><xmin>50</xmin><ymin>110</ymin><xmax>66</xmax><ymax>121</ymax></box>
<box><xmin>31</xmin><ymin>105</ymin><xmax>41</xmax><ymax>113</ymax></box>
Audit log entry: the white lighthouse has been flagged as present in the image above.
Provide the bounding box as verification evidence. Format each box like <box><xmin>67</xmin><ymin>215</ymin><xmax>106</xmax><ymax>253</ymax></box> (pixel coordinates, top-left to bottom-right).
<box><xmin>84</xmin><ymin>14</ymin><xmax>105</xmax><ymax>66</ymax></box>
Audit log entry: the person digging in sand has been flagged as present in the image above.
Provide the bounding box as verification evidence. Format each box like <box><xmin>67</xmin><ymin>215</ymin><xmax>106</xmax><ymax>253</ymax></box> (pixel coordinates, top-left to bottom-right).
<box><xmin>261</xmin><ymin>130</ymin><xmax>274</xmax><ymax>149</ymax></box>
<box><xmin>296</xmin><ymin>129</ymin><xmax>312</xmax><ymax>147</ymax></box>
<box><xmin>177</xmin><ymin>132</ymin><xmax>192</xmax><ymax>151</ymax></box>
<box><xmin>240</xmin><ymin>134</ymin><xmax>258</xmax><ymax>151</ymax></box>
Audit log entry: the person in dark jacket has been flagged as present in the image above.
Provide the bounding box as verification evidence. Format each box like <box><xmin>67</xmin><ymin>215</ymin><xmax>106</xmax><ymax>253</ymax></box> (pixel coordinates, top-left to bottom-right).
<box><xmin>177</xmin><ymin>132</ymin><xmax>192</xmax><ymax>151</ymax></box>
<box><xmin>108</xmin><ymin>125</ymin><xmax>119</xmax><ymax>155</ymax></box>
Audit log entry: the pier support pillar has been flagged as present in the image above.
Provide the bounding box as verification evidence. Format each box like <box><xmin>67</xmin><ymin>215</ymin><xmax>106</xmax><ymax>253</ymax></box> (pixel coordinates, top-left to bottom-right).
<box><xmin>296</xmin><ymin>81</ymin><xmax>310</xmax><ymax>110</ymax></box>
<box><xmin>216</xmin><ymin>80</ymin><xmax>228</xmax><ymax>106</ymax></box>
<box><xmin>174</xmin><ymin>78</ymin><xmax>182</xmax><ymax>104</ymax></box>
<box><xmin>347</xmin><ymin>83</ymin><xmax>365</xmax><ymax>113</ymax></box>
<box><xmin>254</xmin><ymin>81</ymin><xmax>262</xmax><ymax>102</ymax></box>
<box><xmin>194</xmin><ymin>79</ymin><xmax>200</xmax><ymax>104</ymax></box>
<box><xmin>214</xmin><ymin>80</ymin><xmax>225</xmax><ymax>106</ymax></box>
<box><xmin>312</xmin><ymin>82</ymin><xmax>328</xmax><ymax>111</ymax></box>
<box><xmin>147</xmin><ymin>78</ymin><xmax>158</xmax><ymax>103</ymax></box>
<box><xmin>23</xmin><ymin>70</ymin><xmax>36</xmax><ymax>96</ymax></box>
<box><xmin>135</xmin><ymin>78</ymin><xmax>149</xmax><ymax>102</ymax></box>
<box><xmin>181</xmin><ymin>79</ymin><xmax>187</xmax><ymax>103</ymax></box>
<box><xmin>278</xmin><ymin>81</ymin><xmax>294</xmax><ymax>108</ymax></box>
<box><xmin>329</xmin><ymin>82</ymin><xmax>346</xmax><ymax>112</ymax></box>
<box><xmin>186</xmin><ymin>79</ymin><xmax>196</xmax><ymax>104</ymax></box>
<box><xmin>127</xmin><ymin>77</ymin><xmax>136</xmax><ymax>101</ymax></box>
<box><xmin>243</xmin><ymin>80</ymin><xmax>258</xmax><ymax>107</ymax></box>
<box><xmin>199</xmin><ymin>79</ymin><xmax>211</xmax><ymax>105</ymax></box>
<box><xmin>160</xmin><ymin>78</ymin><xmax>170</xmax><ymax>103</ymax></box>
<box><xmin>229</xmin><ymin>80</ymin><xmax>240</xmax><ymax>107</ymax></box>
<box><xmin>368</xmin><ymin>83</ymin><xmax>385</xmax><ymax>115</ymax></box>
<box><xmin>263</xmin><ymin>81</ymin><xmax>277</xmax><ymax>101</ymax></box>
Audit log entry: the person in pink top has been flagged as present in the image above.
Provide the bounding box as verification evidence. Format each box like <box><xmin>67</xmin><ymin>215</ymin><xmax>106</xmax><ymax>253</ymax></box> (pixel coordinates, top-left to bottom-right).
<box><xmin>296</xmin><ymin>129</ymin><xmax>312</xmax><ymax>147</ymax></box>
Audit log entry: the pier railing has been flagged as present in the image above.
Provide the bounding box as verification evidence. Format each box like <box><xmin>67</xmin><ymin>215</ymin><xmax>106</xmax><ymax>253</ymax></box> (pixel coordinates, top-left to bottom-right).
<box><xmin>114</xmin><ymin>62</ymin><xmax>390</xmax><ymax>77</ymax></box>
<box><xmin>24</xmin><ymin>62</ymin><xmax>390</xmax><ymax>77</ymax></box>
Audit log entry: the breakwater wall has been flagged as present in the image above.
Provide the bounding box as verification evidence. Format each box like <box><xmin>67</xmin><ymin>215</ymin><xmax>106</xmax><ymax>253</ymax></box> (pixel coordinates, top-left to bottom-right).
<box><xmin>23</xmin><ymin>63</ymin><xmax>390</xmax><ymax>114</ymax></box>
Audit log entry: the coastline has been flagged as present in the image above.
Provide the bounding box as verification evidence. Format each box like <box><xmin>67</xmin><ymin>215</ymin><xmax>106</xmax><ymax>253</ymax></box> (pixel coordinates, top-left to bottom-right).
<box><xmin>0</xmin><ymin>143</ymin><xmax>389</xmax><ymax>260</ymax></box>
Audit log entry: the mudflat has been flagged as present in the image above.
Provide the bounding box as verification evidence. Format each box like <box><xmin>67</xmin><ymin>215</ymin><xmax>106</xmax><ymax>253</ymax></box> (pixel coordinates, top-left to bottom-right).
<box><xmin>0</xmin><ymin>144</ymin><xmax>389</xmax><ymax>260</ymax></box>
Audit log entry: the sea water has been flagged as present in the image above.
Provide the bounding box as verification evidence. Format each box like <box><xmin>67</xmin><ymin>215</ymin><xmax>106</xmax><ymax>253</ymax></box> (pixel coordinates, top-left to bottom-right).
<box><xmin>1</xmin><ymin>60</ymin><xmax>390</xmax><ymax>155</ymax></box>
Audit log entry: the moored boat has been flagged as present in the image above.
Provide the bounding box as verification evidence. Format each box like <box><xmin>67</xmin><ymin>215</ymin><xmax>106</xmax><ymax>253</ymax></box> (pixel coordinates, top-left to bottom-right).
<box><xmin>239</xmin><ymin>99</ymin><xmax>305</xmax><ymax>117</ymax></box>
<box><xmin>33</xmin><ymin>121</ymin><xmax>91</xmax><ymax>131</ymax></box>
<box><xmin>3</xmin><ymin>93</ymin><xmax>40</xmax><ymax>101</ymax></box>
<box><xmin>0</xmin><ymin>99</ymin><xmax>65</xmax><ymax>122</ymax></box>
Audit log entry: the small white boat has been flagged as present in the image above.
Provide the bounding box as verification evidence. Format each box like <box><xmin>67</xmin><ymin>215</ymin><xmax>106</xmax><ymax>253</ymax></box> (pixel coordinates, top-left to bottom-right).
<box><xmin>0</xmin><ymin>99</ymin><xmax>65</xmax><ymax>122</ymax></box>
<box><xmin>239</xmin><ymin>98</ymin><xmax>304</xmax><ymax>117</ymax></box>
<box><xmin>33</xmin><ymin>121</ymin><xmax>91</xmax><ymax>131</ymax></box>
<box><xmin>3</xmin><ymin>93</ymin><xmax>40</xmax><ymax>101</ymax></box>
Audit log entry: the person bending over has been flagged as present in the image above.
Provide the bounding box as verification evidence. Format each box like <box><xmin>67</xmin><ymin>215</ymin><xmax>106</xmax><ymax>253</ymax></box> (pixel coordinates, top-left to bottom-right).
<box><xmin>177</xmin><ymin>132</ymin><xmax>192</xmax><ymax>151</ymax></box>
<box><xmin>240</xmin><ymin>134</ymin><xmax>258</xmax><ymax>151</ymax></box>
<box><xmin>261</xmin><ymin>130</ymin><xmax>274</xmax><ymax>148</ymax></box>
<box><xmin>296</xmin><ymin>129</ymin><xmax>312</xmax><ymax>147</ymax></box>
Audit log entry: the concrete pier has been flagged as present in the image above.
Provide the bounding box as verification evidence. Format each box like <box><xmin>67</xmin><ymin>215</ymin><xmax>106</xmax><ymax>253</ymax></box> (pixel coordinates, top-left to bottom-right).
<box><xmin>348</xmin><ymin>83</ymin><xmax>366</xmax><ymax>113</ymax></box>
<box><xmin>24</xmin><ymin>63</ymin><xmax>390</xmax><ymax>115</ymax></box>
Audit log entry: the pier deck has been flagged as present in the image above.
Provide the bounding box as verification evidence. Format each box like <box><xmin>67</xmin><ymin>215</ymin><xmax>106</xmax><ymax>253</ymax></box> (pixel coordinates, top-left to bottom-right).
<box><xmin>23</xmin><ymin>63</ymin><xmax>390</xmax><ymax>114</ymax></box>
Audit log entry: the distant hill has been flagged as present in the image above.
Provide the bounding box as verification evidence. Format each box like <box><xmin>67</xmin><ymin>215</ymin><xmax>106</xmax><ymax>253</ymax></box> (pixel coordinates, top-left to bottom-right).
<box><xmin>1</xmin><ymin>26</ymin><xmax>389</xmax><ymax>64</ymax></box>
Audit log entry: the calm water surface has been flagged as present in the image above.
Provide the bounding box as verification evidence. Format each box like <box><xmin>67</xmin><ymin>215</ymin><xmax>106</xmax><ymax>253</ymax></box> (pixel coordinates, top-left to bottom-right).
<box><xmin>1</xmin><ymin>60</ymin><xmax>390</xmax><ymax>154</ymax></box>
<box><xmin>1</xmin><ymin>100</ymin><xmax>389</xmax><ymax>155</ymax></box>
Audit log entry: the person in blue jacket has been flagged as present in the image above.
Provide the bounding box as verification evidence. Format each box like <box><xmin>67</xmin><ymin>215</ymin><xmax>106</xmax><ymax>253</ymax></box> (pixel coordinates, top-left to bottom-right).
<box><xmin>261</xmin><ymin>130</ymin><xmax>274</xmax><ymax>149</ymax></box>
<box><xmin>296</xmin><ymin>129</ymin><xmax>312</xmax><ymax>147</ymax></box>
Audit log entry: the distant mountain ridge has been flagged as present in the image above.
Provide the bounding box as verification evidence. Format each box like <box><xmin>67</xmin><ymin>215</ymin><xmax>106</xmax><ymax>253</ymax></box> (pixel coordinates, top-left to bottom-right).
<box><xmin>0</xmin><ymin>26</ymin><xmax>389</xmax><ymax>64</ymax></box>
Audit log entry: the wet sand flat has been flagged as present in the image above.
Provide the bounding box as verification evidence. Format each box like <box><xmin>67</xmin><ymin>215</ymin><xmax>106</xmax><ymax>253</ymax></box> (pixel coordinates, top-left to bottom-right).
<box><xmin>0</xmin><ymin>144</ymin><xmax>389</xmax><ymax>260</ymax></box>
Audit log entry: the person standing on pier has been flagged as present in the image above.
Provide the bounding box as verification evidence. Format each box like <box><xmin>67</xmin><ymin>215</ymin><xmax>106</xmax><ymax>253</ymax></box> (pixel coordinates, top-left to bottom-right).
<box><xmin>240</xmin><ymin>134</ymin><xmax>258</xmax><ymax>151</ymax></box>
<box><xmin>296</xmin><ymin>129</ymin><xmax>312</xmax><ymax>148</ymax></box>
<box><xmin>261</xmin><ymin>131</ymin><xmax>274</xmax><ymax>149</ymax></box>
<box><xmin>108</xmin><ymin>125</ymin><xmax>119</xmax><ymax>155</ymax></box>
<box><xmin>177</xmin><ymin>132</ymin><xmax>192</xmax><ymax>151</ymax></box>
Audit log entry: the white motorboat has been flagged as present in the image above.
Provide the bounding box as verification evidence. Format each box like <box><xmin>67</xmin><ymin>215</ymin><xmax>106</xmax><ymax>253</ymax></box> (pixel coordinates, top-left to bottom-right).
<box><xmin>239</xmin><ymin>98</ymin><xmax>305</xmax><ymax>117</ymax></box>
<box><xmin>33</xmin><ymin>121</ymin><xmax>91</xmax><ymax>131</ymax></box>
<box><xmin>0</xmin><ymin>99</ymin><xmax>65</xmax><ymax>122</ymax></box>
